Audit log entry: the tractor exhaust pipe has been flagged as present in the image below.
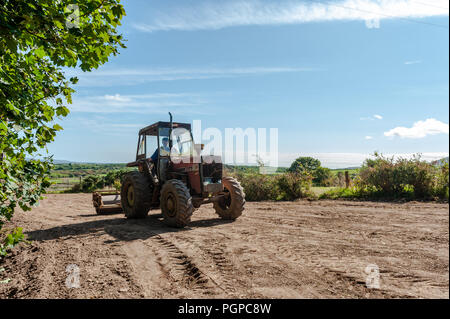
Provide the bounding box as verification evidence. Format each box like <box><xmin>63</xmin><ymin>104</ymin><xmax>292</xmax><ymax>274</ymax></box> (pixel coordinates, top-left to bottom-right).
<box><xmin>169</xmin><ymin>112</ymin><xmax>173</xmax><ymax>148</ymax></box>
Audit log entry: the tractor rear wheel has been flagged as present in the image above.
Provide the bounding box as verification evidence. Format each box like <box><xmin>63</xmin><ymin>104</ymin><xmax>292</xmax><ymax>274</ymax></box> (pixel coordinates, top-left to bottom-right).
<box><xmin>213</xmin><ymin>177</ymin><xmax>245</xmax><ymax>220</ymax></box>
<box><xmin>160</xmin><ymin>179</ymin><xmax>193</xmax><ymax>228</ymax></box>
<box><xmin>121</xmin><ymin>172</ymin><xmax>152</xmax><ymax>219</ymax></box>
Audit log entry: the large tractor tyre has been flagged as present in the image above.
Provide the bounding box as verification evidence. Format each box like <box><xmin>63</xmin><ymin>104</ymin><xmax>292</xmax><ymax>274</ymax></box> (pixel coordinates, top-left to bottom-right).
<box><xmin>121</xmin><ymin>172</ymin><xmax>152</xmax><ymax>219</ymax></box>
<box><xmin>160</xmin><ymin>179</ymin><xmax>193</xmax><ymax>228</ymax></box>
<box><xmin>213</xmin><ymin>176</ymin><xmax>245</xmax><ymax>220</ymax></box>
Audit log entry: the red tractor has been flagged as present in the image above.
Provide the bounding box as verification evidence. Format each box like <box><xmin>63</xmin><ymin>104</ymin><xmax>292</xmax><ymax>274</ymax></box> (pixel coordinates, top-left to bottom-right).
<box><xmin>112</xmin><ymin>114</ymin><xmax>245</xmax><ymax>228</ymax></box>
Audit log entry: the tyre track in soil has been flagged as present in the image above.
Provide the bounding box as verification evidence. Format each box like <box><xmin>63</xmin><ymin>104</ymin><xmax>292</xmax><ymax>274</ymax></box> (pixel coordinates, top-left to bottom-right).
<box><xmin>118</xmin><ymin>224</ymin><xmax>252</xmax><ymax>298</ymax></box>
<box><xmin>177</xmin><ymin>235</ymin><xmax>251</xmax><ymax>298</ymax></box>
<box><xmin>0</xmin><ymin>194</ymin><xmax>448</xmax><ymax>299</ymax></box>
<box><xmin>106</xmin><ymin>221</ymin><xmax>228</xmax><ymax>298</ymax></box>
<box><xmin>140</xmin><ymin>235</ymin><xmax>215</xmax><ymax>296</ymax></box>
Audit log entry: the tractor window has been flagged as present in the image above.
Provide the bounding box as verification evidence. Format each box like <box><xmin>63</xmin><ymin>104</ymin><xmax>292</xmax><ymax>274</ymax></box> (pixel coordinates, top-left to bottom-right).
<box><xmin>145</xmin><ymin>135</ymin><xmax>157</xmax><ymax>159</ymax></box>
<box><xmin>137</xmin><ymin>135</ymin><xmax>145</xmax><ymax>157</ymax></box>
<box><xmin>171</xmin><ymin>128</ymin><xmax>193</xmax><ymax>157</ymax></box>
<box><xmin>158</xmin><ymin>128</ymin><xmax>171</xmax><ymax>157</ymax></box>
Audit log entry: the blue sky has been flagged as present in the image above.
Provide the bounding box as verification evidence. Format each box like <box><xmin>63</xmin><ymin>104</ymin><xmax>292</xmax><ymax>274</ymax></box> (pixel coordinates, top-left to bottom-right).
<box><xmin>50</xmin><ymin>0</ymin><xmax>449</xmax><ymax>168</ymax></box>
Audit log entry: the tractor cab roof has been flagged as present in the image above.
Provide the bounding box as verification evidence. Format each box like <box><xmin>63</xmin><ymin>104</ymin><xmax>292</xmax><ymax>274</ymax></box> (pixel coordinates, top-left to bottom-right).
<box><xmin>139</xmin><ymin>121</ymin><xmax>191</xmax><ymax>136</ymax></box>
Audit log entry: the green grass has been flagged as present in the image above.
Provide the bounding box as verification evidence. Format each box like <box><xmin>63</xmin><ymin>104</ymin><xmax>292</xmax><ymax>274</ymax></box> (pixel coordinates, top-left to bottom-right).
<box><xmin>50</xmin><ymin>177</ymin><xmax>81</xmax><ymax>183</ymax></box>
<box><xmin>311</xmin><ymin>186</ymin><xmax>338</xmax><ymax>196</ymax></box>
<box><xmin>319</xmin><ymin>187</ymin><xmax>362</xmax><ymax>199</ymax></box>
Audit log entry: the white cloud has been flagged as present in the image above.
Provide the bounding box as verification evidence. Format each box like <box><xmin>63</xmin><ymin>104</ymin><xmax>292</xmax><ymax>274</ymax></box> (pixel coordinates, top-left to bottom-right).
<box><xmin>65</xmin><ymin>66</ymin><xmax>314</xmax><ymax>87</ymax></box>
<box><xmin>104</xmin><ymin>94</ymin><xmax>132</xmax><ymax>102</ymax></box>
<box><xmin>404</xmin><ymin>60</ymin><xmax>422</xmax><ymax>65</ymax></box>
<box><xmin>365</xmin><ymin>136</ymin><xmax>373</xmax><ymax>140</ymax></box>
<box><xmin>65</xmin><ymin>117</ymin><xmax>148</xmax><ymax>137</ymax></box>
<box><xmin>133</xmin><ymin>0</ymin><xmax>449</xmax><ymax>32</ymax></box>
<box><xmin>384</xmin><ymin>118</ymin><xmax>449</xmax><ymax>139</ymax></box>
<box><xmin>68</xmin><ymin>93</ymin><xmax>206</xmax><ymax>114</ymax></box>
<box><xmin>360</xmin><ymin>114</ymin><xmax>383</xmax><ymax>121</ymax></box>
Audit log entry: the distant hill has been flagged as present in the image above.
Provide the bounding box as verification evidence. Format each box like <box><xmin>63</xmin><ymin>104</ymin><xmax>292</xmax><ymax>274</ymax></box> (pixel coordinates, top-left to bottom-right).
<box><xmin>52</xmin><ymin>160</ymin><xmax>125</xmax><ymax>165</ymax></box>
<box><xmin>53</xmin><ymin>159</ymin><xmax>72</xmax><ymax>164</ymax></box>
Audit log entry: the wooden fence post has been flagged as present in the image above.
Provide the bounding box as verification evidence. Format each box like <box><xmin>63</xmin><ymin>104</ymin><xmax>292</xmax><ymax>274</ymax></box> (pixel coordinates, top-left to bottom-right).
<box><xmin>345</xmin><ymin>171</ymin><xmax>351</xmax><ymax>188</ymax></box>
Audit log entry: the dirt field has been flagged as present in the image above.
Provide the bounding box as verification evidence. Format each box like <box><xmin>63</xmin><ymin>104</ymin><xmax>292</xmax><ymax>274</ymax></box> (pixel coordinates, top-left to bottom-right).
<box><xmin>0</xmin><ymin>194</ymin><xmax>448</xmax><ymax>299</ymax></box>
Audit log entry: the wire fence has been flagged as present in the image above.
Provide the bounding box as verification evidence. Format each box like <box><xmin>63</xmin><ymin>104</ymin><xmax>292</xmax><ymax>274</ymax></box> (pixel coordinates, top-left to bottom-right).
<box><xmin>49</xmin><ymin>177</ymin><xmax>83</xmax><ymax>192</ymax></box>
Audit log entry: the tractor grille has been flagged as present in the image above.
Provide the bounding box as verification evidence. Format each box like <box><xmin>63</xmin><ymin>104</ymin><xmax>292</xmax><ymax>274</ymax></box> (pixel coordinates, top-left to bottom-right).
<box><xmin>202</xmin><ymin>162</ymin><xmax>222</xmax><ymax>183</ymax></box>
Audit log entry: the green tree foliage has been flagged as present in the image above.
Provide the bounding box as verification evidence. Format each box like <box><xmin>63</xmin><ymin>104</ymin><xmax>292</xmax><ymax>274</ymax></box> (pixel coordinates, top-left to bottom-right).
<box><xmin>288</xmin><ymin>157</ymin><xmax>321</xmax><ymax>173</ymax></box>
<box><xmin>313</xmin><ymin>166</ymin><xmax>333</xmax><ymax>186</ymax></box>
<box><xmin>288</xmin><ymin>157</ymin><xmax>334</xmax><ymax>186</ymax></box>
<box><xmin>0</xmin><ymin>0</ymin><xmax>126</xmax><ymax>253</ymax></box>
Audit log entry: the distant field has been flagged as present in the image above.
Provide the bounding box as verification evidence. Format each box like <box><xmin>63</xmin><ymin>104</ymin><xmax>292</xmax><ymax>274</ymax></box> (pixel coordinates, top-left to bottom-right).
<box><xmin>51</xmin><ymin>163</ymin><xmax>127</xmax><ymax>177</ymax></box>
<box><xmin>48</xmin><ymin>163</ymin><xmax>358</xmax><ymax>192</ymax></box>
<box><xmin>49</xmin><ymin>163</ymin><xmax>128</xmax><ymax>191</ymax></box>
<box><xmin>331</xmin><ymin>168</ymin><xmax>360</xmax><ymax>175</ymax></box>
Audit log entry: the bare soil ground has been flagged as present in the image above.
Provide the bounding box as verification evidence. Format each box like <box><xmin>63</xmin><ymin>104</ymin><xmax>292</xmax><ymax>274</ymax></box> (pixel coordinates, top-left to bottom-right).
<box><xmin>0</xmin><ymin>194</ymin><xmax>448</xmax><ymax>299</ymax></box>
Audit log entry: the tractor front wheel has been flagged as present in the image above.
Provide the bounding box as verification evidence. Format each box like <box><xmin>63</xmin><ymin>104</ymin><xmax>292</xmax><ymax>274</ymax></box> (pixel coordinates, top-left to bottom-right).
<box><xmin>160</xmin><ymin>179</ymin><xmax>193</xmax><ymax>228</ymax></box>
<box><xmin>121</xmin><ymin>172</ymin><xmax>152</xmax><ymax>219</ymax></box>
<box><xmin>213</xmin><ymin>177</ymin><xmax>245</xmax><ymax>220</ymax></box>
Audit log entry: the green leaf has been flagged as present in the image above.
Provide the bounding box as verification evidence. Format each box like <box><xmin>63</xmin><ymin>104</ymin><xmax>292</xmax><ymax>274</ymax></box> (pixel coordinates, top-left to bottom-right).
<box><xmin>35</xmin><ymin>47</ymin><xmax>46</xmax><ymax>59</ymax></box>
<box><xmin>56</xmin><ymin>106</ymin><xmax>70</xmax><ymax>116</ymax></box>
<box><xmin>53</xmin><ymin>124</ymin><xmax>63</xmax><ymax>131</ymax></box>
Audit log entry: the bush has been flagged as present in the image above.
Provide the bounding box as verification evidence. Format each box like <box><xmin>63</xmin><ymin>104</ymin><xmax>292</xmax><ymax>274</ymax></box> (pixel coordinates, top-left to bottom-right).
<box><xmin>313</xmin><ymin>166</ymin><xmax>334</xmax><ymax>186</ymax></box>
<box><xmin>276</xmin><ymin>172</ymin><xmax>313</xmax><ymax>200</ymax></box>
<box><xmin>229</xmin><ymin>171</ymin><xmax>312</xmax><ymax>201</ymax></box>
<box><xmin>64</xmin><ymin>169</ymin><xmax>130</xmax><ymax>193</ymax></box>
<box><xmin>103</xmin><ymin>170</ymin><xmax>127</xmax><ymax>187</ymax></box>
<box><xmin>232</xmin><ymin>172</ymin><xmax>279</xmax><ymax>201</ymax></box>
<box><xmin>85</xmin><ymin>176</ymin><xmax>105</xmax><ymax>192</ymax></box>
<box><xmin>351</xmin><ymin>153</ymin><xmax>448</xmax><ymax>200</ymax></box>
<box><xmin>1</xmin><ymin>227</ymin><xmax>26</xmax><ymax>257</ymax></box>
<box><xmin>434</xmin><ymin>163</ymin><xmax>449</xmax><ymax>199</ymax></box>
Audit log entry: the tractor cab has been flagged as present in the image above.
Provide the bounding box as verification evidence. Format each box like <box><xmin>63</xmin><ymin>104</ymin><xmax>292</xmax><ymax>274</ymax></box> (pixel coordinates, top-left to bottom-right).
<box><xmin>129</xmin><ymin>120</ymin><xmax>196</xmax><ymax>184</ymax></box>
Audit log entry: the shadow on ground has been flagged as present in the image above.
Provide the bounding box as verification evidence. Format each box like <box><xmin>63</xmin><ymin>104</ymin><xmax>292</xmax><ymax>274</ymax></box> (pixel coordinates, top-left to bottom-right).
<box><xmin>26</xmin><ymin>212</ymin><xmax>233</xmax><ymax>244</ymax></box>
